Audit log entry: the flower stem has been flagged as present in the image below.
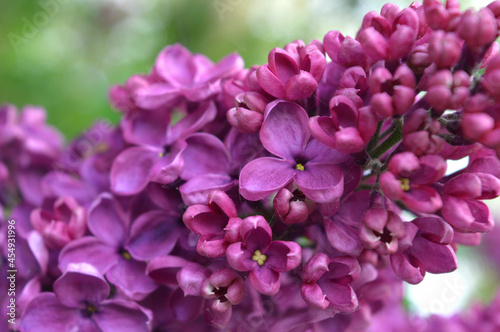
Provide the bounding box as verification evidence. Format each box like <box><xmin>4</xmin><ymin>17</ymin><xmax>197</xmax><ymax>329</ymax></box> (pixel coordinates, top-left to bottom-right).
<box><xmin>369</xmin><ymin>117</ymin><xmax>403</xmax><ymax>160</ymax></box>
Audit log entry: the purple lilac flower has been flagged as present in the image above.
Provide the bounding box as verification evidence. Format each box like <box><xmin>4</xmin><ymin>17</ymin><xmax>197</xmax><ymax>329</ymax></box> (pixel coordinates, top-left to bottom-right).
<box><xmin>20</xmin><ymin>263</ymin><xmax>151</xmax><ymax>332</ymax></box>
<box><xmin>226</xmin><ymin>215</ymin><xmax>301</xmax><ymax>295</ymax></box>
<box><xmin>240</xmin><ymin>100</ymin><xmax>348</xmax><ymax>203</ymax></box>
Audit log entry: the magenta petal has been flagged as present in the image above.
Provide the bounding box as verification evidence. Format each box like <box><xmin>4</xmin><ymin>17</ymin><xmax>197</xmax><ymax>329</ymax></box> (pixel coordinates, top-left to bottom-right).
<box><xmin>403</xmin><ymin>187</ymin><xmax>443</xmax><ymax>213</ymax></box>
<box><xmin>302</xmin><ymin>253</ymin><xmax>330</xmax><ymax>282</ymax></box>
<box><xmin>261</xmin><ymin>100</ymin><xmax>310</xmax><ymax>159</ymax></box>
<box><xmin>58</xmin><ymin>237</ymin><xmax>119</xmax><ymax>274</ymax></box>
<box><xmin>320</xmin><ymin>282</ymin><xmax>358</xmax><ymax>313</ymax></box>
<box><xmin>180</xmin><ymin>174</ymin><xmax>235</xmax><ymax>205</ymax></box>
<box><xmin>177</xmin><ymin>263</ymin><xmax>211</xmax><ymax>297</ymax></box>
<box><xmin>111</xmin><ymin>146</ymin><xmax>158</xmax><ymax>196</ymax></box>
<box><xmin>303</xmin><ymin>138</ymin><xmax>349</xmax><ymax>164</ymax></box>
<box><xmin>240</xmin><ymin>215</ymin><xmax>273</xmax><ymax>251</ymax></box>
<box><xmin>20</xmin><ymin>293</ymin><xmax>97</xmax><ymax>332</ymax></box>
<box><xmin>249</xmin><ymin>267</ymin><xmax>281</xmax><ymax>296</ymax></box>
<box><xmin>226</xmin><ymin>242</ymin><xmax>253</xmax><ymax>272</ymax></box>
<box><xmin>127</xmin><ymin>211</ymin><xmax>179</xmax><ymax>260</ymax></box>
<box><xmin>309</xmin><ymin>116</ymin><xmax>337</xmax><ymax>149</ymax></box>
<box><xmin>202</xmin><ymin>52</ymin><xmax>244</xmax><ymax>83</ymax></box>
<box><xmin>301</xmin><ymin>283</ymin><xmax>329</xmax><ymax>309</ymax></box>
<box><xmin>265</xmin><ymin>241</ymin><xmax>302</xmax><ymax>272</ymax></box>
<box><xmin>409</xmin><ymin>237</ymin><xmax>458</xmax><ymax>274</ymax></box>
<box><xmin>88</xmin><ymin>193</ymin><xmax>128</xmax><ymax>247</ymax></box>
<box><xmin>167</xmin><ymin>102</ymin><xmax>217</xmax><ymax>143</ymax></box>
<box><xmin>134</xmin><ymin>83</ymin><xmax>179</xmax><ymax>111</ymax></box>
<box><xmin>53</xmin><ymin>265</ymin><xmax>109</xmax><ymax>308</ymax></box>
<box><xmin>443</xmin><ymin>173</ymin><xmax>482</xmax><ymax>199</ymax></box>
<box><xmin>146</xmin><ymin>255</ymin><xmax>188</xmax><ymax>286</ymax></box>
<box><xmin>390</xmin><ymin>252</ymin><xmax>424</xmax><ymax>285</ymax></box>
<box><xmin>155</xmin><ymin>44</ymin><xmax>195</xmax><ymax>86</ymax></box>
<box><xmin>239</xmin><ymin>157</ymin><xmax>295</xmax><ymax>201</ymax></box>
<box><xmin>168</xmin><ymin>287</ymin><xmax>204</xmax><ymax>322</ymax></box>
<box><xmin>284</xmin><ymin>71</ymin><xmax>318</xmax><ymax>100</ymax></box>
<box><xmin>95</xmin><ymin>300</ymin><xmax>151</xmax><ymax>332</ymax></box>
<box><xmin>294</xmin><ymin>164</ymin><xmax>344</xmax><ymax>203</ymax></box>
<box><xmin>150</xmin><ymin>139</ymin><xmax>187</xmax><ymax>185</ymax></box>
<box><xmin>257</xmin><ymin>64</ymin><xmax>286</xmax><ymax>99</ymax></box>
<box><xmin>181</xmin><ymin>133</ymin><xmax>230</xmax><ymax>180</ymax></box>
<box><xmin>121</xmin><ymin>109</ymin><xmax>170</xmax><ymax>146</ymax></box>
<box><xmin>325</xmin><ymin>219</ymin><xmax>363</xmax><ymax>256</ymax></box>
<box><xmin>183</xmin><ymin>205</ymin><xmax>227</xmax><ymax>235</ymax></box>
<box><xmin>106</xmin><ymin>259</ymin><xmax>158</xmax><ymax>301</ymax></box>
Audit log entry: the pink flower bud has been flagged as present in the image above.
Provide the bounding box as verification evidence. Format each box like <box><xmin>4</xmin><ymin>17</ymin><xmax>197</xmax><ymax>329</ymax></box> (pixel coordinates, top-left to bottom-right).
<box><xmin>457</xmin><ymin>8</ymin><xmax>497</xmax><ymax>48</ymax></box>
<box><xmin>273</xmin><ymin>188</ymin><xmax>314</xmax><ymax>224</ymax></box>
<box><xmin>428</xmin><ymin>31</ymin><xmax>462</xmax><ymax>68</ymax></box>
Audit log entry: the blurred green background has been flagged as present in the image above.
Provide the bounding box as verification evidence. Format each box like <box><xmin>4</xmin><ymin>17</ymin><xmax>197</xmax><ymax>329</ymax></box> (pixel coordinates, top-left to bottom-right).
<box><xmin>0</xmin><ymin>0</ymin><xmax>498</xmax><ymax>318</ymax></box>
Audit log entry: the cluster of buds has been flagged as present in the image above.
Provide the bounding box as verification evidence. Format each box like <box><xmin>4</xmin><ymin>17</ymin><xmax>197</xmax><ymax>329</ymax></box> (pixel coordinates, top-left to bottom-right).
<box><xmin>2</xmin><ymin>1</ymin><xmax>500</xmax><ymax>331</ymax></box>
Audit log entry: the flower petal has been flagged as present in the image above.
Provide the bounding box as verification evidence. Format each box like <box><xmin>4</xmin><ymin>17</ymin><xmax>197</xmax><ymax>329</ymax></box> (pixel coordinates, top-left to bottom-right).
<box><xmin>260</xmin><ymin>100</ymin><xmax>309</xmax><ymax>159</ymax></box>
<box><xmin>239</xmin><ymin>157</ymin><xmax>295</xmax><ymax>201</ymax></box>
<box><xmin>249</xmin><ymin>267</ymin><xmax>281</xmax><ymax>296</ymax></box>
<box><xmin>111</xmin><ymin>147</ymin><xmax>158</xmax><ymax>196</ymax></box>
<box><xmin>294</xmin><ymin>163</ymin><xmax>344</xmax><ymax>203</ymax></box>
<box><xmin>106</xmin><ymin>259</ymin><xmax>158</xmax><ymax>301</ymax></box>
<box><xmin>127</xmin><ymin>210</ymin><xmax>179</xmax><ymax>261</ymax></box>
<box><xmin>58</xmin><ymin>237</ymin><xmax>119</xmax><ymax>274</ymax></box>
<box><xmin>88</xmin><ymin>193</ymin><xmax>128</xmax><ymax>247</ymax></box>
<box><xmin>95</xmin><ymin>299</ymin><xmax>151</xmax><ymax>332</ymax></box>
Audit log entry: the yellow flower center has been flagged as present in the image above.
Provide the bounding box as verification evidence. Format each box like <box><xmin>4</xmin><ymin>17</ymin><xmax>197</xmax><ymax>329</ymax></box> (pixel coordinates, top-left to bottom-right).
<box><xmin>87</xmin><ymin>304</ymin><xmax>97</xmax><ymax>313</ymax></box>
<box><xmin>252</xmin><ymin>249</ymin><xmax>267</xmax><ymax>266</ymax></box>
<box><xmin>400</xmin><ymin>178</ymin><xmax>410</xmax><ymax>191</ymax></box>
<box><xmin>121</xmin><ymin>251</ymin><xmax>132</xmax><ymax>260</ymax></box>
<box><xmin>295</xmin><ymin>163</ymin><xmax>305</xmax><ymax>171</ymax></box>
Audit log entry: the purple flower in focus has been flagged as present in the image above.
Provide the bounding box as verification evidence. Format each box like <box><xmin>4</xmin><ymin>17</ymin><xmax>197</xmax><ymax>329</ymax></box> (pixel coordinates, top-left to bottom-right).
<box><xmin>240</xmin><ymin>100</ymin><xmax>348</xmax><ymax>203</ymax></box>
<box><xmin>301</xmin><ymin>253</ymin><xmax>360</xmax><ymax>313</ymax></box>
<box><xmin>20</xmin><ymin>263</ymin><xmax>151</xmax><ymax>332</ymax></box>
<box><xmin>257</xmin><ymin>40</ymin><xmax>326</xmax><ymax>100</ymax></box>
<box><xmin>226</xmin><ymin>215</ymin><xmax>301</xmax><ymax>295</ymax></box>
<box><xmin>380</xmin><ymin>152</ymin><xmax>446</xmax><ymax>213</ymax></box>
<box><xmin>183</xmin><ymin>190</ymin><xmax>243</xmax><ymax>257</ymax></box>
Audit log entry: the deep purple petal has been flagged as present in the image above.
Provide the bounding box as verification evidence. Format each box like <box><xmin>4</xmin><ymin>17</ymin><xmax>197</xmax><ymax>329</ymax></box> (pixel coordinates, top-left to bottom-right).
<box><xmin>134</xmin><ymin>83</ymin><xmax>179</xmax><ymax>111</ymax></box>
<box><xmin>294</xmin><ymin>164</ymin><xmax>344</xmax><ymax>203</ymax></box>
<box><xmin>249</xmin><ymin>267</ymin><xmax>281</xmax><ymax>295</ymax></box>
<box><xmin>167</xmin><ymin>102</ymin><xmax>217</xmax><ymax>143</ymax></box>
<box><xmin>20</xmin><ymin>293</ymin><xmax>99</xmax><ymax>332</ymax></box>
<box><xmin>127</xmin><ymin>211</ymin><xmax>179</xmax><ymax>261</ymax></box>
<box><xmin>265</xmin><ymin>241</ymin><xmax>302</xmax><ymax>272</ymax></box>
<box><xmin>95</xmin><ymin>299</ymin><xmax>151</xmax><ymax>332</ymax></box>
<box><xmin>303</xmin><ymin>139</ymin><xmax>349</xmax><ymax>164</ymax></box>
<box><xmin>58</xmin><ymin>237</ymin><xmax>119</xmax><ymax>274</ymax></box>
<box><xmin>181</xmin><ymin>133</ymin><xmax>230</xmax><ymax>180</ymax></box>
<box><xmin>409</xmin><ymin>237</ymin><xmax>458</xmax><ymax>274</ymax></box>
<box><xmin>320</xmin><ymin>282</ymin><xmax>358</xmax><ymax>313</ymax></box>
<box><xmin>121</xmin><ymin>108</ymin><xmax>170</xmax><ymax>146</ymax></box>
<box><xmin>146</xmin><ymin>255</ymin><xmax>188</xmax><ymax>286</ymax></box>
<box><xmin>110</xmin><ymin>146</ymin><xmax>158</xmax><ymax>196</ymax></box>
<box><xmin>106</xmin><ymin>259</ymin><xmax>158</xmax><ymax>301</ymax></box>
<box><xmin>325</xmin><ymin>219</ymin><xmax>363</xmax><ymax>256</ymax></box>
<box><xmin>88</xmin><ymin>193</ymin><xmax>128</xmax><ymax>247</ymax></box>
<box><xmin>155</xmin><ymin>44</ymin><xmax>195</xmax><ymax>86</ymax></box>
<box><xmin>260</xmin><ymin>100</ymin><xmax>309</xmax><ymax>159</ymax></box>
<box><xmin>53</xmin><ymin>263</ymin><xmax>109</xmax><ymax>308</ymax></box>
<box><xmin>168</xmin><ymin>287</ymin><xmax>204</xmax><ymax>322</ymax></box>
<box><xmin>239</xmin><ymin>157</ymin><xmax>295</xmax><ymax>201</ymax></box>
<box><xmin>180</xmin><ymin>174</ymin><xmax>235</xmax><ymax>206</ymax></box>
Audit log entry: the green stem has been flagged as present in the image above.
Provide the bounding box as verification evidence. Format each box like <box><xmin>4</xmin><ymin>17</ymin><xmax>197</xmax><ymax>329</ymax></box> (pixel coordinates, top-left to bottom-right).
<box><xmin>369</xmin><ymin>117</ymin><xmax>403</xmax><ymax>159</ymax></box>
<box><xmin>367</xmin><ymin>121</ymin><xmax>383</xmax><ymax>152</ymax></box>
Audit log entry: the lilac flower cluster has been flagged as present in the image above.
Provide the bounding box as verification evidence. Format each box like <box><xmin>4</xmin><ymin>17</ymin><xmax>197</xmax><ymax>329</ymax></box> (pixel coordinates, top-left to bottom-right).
<box><xmin>2</xmin><ymin>0</ymin><xmax>500</xmax><ymax>331</ymax></box>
